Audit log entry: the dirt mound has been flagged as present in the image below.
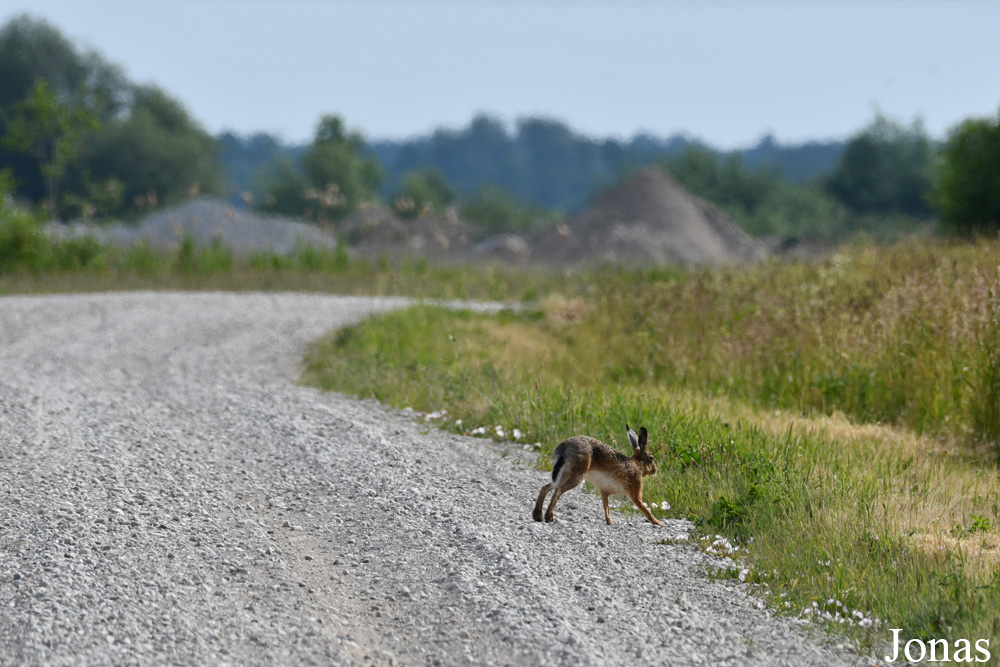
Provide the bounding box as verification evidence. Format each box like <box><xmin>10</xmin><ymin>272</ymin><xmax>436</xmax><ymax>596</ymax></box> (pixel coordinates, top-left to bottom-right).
<box><xmin>48</xmin><ymin>198</ymin><xmax>340</xmax><ymax>255</ymax></box>
<box><xmin>531</xmin><ymin>167</ymin><xmax>767</xmax><ymax>266</ymax></box>
<box><xmin>343</xmin><ymin>204</ymin><xmax>509</xmax><ymax>262</ymax></box>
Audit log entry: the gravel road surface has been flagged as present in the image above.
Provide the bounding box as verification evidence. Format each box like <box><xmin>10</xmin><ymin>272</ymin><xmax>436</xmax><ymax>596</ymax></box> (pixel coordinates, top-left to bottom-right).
<box><xmin>0</xmin><ymin>292</ymin><xmax>873</xmax><ymax>666</ymax></box>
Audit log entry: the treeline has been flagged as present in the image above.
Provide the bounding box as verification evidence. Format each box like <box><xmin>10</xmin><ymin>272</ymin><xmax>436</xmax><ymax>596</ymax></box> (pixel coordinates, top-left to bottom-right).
<box><xmin>661</xmin><ymin>115</ymin><xmax>940</xmax><ymax>240</ymax></box>
<box><xmin>226</xmin><ymin>116</ymin><xmax>845</xmax><ymax>219</ymax></box>
<box><xmin>2</xmin><ymin>14</ymin><xmax>999</xmax><ymax>242</ymax></box>
<box><xmin>237</xmin><ymin>112</ymin><xmax>974</xmax><ymax>241</ymax></box>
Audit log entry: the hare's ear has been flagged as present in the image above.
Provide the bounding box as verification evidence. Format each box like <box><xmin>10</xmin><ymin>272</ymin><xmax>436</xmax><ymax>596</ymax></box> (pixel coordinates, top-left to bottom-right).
<box><xmin>638</xmin><ymin>427</ymin><xmax>648</xmax><ymax>452</ymax></box>
<box><xmin>626</xmin><ymin>423</ymin><xmax>640</xmax><ymax>452</ymax></box>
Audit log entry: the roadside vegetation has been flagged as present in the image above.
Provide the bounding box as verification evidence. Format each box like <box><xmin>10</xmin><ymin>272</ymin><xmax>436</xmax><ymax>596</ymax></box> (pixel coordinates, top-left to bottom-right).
<box><xmin>304</xmin><ymin>240</ymin><xmax>1000</xmax><ymax>654</ymax></box>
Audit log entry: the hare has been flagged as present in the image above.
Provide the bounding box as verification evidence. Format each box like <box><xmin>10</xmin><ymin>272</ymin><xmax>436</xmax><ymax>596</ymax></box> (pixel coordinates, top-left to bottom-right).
<box><xmin>533</xmin><ymin>424</ymin><xmax>663</xmax><ymax>526</ymax></box>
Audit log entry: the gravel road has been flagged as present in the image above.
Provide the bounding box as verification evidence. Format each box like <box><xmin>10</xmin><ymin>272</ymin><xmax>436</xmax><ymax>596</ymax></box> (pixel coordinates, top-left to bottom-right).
<box><xmin>0</xmin><ymin>292</ymin><xmax>873</xmax><ymax>666</ymax></box>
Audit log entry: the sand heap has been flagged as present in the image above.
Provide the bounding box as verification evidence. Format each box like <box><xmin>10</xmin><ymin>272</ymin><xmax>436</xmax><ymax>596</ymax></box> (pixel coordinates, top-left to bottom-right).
<box><xmin>532</xmin><ymin>167</ymin><xmax>767</xmax><ymax>266</ymax></box>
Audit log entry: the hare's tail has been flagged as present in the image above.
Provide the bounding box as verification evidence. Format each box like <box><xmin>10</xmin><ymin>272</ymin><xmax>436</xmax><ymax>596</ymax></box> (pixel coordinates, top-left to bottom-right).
<box><xmin>551</xmin><ymin>452</ymin><xmax>566</xmax><ymax>484</ymax></box>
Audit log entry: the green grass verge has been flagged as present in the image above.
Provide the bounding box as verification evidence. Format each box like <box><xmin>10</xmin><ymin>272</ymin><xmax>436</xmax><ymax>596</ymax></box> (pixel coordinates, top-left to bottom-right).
<box><xmin>304</xmin><ymin>280</ymin><xmax>1000</xmax><ymax>654</ymax></box>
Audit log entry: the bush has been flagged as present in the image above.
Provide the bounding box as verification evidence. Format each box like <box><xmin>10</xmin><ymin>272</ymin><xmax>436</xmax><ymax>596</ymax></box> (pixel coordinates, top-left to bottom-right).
<box><xmin>935</xmin><ymin>109</ymin><xmax>1000</xmax><ymax>236</ymax></box>
<box><xmin>0</xmin><ymin>205</ymin><xmax>49</xmax><ymax>272</ymax></box>
<box><xmin>0</xmin><ymin>168</ymin><xmax>50</xmax><ymax>272</ymax></box>
<box><xmin>461</xmin><ymin>185</ymin><xmax>556</xmax><ymax>233</ymax></box>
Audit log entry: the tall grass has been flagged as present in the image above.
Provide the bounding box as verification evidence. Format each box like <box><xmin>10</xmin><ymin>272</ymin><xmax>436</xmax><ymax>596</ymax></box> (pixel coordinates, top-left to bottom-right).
<box><xmin>573</xmin><ymin>241</ymin><xmax>1000</xmax><ymax>445</ymax></box>
<box><xmin>304</xmin><ymin>241</ymin><xmax>1000</xmax><ymax>654</ymax></box>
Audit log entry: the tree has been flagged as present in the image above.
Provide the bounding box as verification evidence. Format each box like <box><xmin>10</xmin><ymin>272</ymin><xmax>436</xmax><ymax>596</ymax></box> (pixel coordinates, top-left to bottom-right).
<box><xmin>260</xmin><ymin>114</ymin><xmax>382</xmax><ymax>223</ymax></box>
<box><xmin>218</xmin><ymin>131</ymin><xmax>304</xmax><ymax>207</ymax></box>
<box><xmin>516</xmin><ymin>117</ymin><xmax>603</xmax><ymax>210</ymax></box>
<box><xmin>0</xmin><ymin>15</ymin><xmax>129</xmax><ymax>205</ymax></box>
<box><xmin>2</xmin><ymin>79</ymin><xmax>98</xmax><ymax>219</ymax></box>
<box><xmin>82</xmin><ymin>84</ymin><xmax>223</xmax><ymax>214</ymax></box>
<box><xmin>0</xmin><ymin>15</ymin><xmax>128</xmax><ymax>115</ymax></box>
<box><xmin>826</xmin><ymin>114</ymin><xmax>935</xmax><ymax>218</ymax></box>
<box><xmin>935</xmin><ymin>109</ymin><xmax>1000</xmax><ymax>236</ymax></box>
<box><xmin>256</xmin><ymin>157</ymin><xmax>308</xmax><ymax>217</ymax></box>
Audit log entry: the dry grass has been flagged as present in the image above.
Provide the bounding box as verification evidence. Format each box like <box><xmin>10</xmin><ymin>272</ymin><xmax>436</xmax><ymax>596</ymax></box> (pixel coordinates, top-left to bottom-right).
<box><xmin>683</xmin><ymin>392</ymin><xmax>1000</xmax><ymax>575</ymax></box>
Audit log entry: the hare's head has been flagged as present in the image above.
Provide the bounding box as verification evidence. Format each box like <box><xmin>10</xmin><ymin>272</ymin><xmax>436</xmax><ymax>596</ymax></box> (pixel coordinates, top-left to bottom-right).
<box><xmin>626</xmin><ymin>424</ymin><xmax>658</xmax><ymax>476</ymax></box>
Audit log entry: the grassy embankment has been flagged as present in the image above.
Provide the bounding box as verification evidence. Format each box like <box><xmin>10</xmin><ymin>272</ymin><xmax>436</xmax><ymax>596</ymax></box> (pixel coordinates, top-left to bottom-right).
<box><xmin>304</xmin><ymin>239</ymin><xmax>1000</xmax><ymax>654</ymax></box>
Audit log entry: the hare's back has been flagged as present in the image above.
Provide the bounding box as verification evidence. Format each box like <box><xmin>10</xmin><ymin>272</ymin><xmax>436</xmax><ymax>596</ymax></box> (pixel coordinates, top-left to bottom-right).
<box><xmin>555</xmin><ymin>436</ymin><xmax>629</xmax><ymax>468</ymax></box>
<box><xmin>555</xmin><ymin>435</ymin><xmax>603</xmax><ymax>456</ymax></box>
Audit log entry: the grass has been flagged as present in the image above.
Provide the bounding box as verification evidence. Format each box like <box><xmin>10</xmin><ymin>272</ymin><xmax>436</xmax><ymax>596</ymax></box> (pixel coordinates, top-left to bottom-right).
<box><xmin>0</xmin><ymin>217</ymin><xmax>555</xmax><ymax>302</ymax></box>
<box><xmin>303</xmin><ymin>241</ymin><xmax>1000</xmax><ymax>656</ymax></box>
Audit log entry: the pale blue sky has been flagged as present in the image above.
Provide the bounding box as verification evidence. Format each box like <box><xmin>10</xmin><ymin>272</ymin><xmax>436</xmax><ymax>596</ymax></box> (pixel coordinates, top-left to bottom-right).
<box><xmin>5</xmin><ymin>0</ymin><xmax>999</xmax><ymax>148</ymax></box>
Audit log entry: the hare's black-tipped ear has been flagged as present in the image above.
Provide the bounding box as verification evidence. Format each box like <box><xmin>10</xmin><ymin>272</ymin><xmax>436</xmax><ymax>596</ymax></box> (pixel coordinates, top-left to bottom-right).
<box><xmin>626</xmin><ymin>423</ymin><xmax>640</xmax><ymax>452</ymax></box>
<box><xmin>638</xmin><ymin>426</ymin><xmax>648</xmax><ymax>451</ymax></box>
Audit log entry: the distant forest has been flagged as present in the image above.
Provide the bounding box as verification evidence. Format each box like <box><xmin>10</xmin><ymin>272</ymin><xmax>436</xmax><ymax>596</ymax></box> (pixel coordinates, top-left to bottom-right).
<box><xmin>218</xmin><ymin>116</ymin><xmax>845</xmax><ymax>215</ymax></box>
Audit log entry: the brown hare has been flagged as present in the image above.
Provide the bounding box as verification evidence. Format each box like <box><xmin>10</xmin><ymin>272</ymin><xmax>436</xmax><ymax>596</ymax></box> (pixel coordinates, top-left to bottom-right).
<box><xmin>532</xmin><ymin>424</ymin><xmax>663</xmax><ymax>526</ymax></box>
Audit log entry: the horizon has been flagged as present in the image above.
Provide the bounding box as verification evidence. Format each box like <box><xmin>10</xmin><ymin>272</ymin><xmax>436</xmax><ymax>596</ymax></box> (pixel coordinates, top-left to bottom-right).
<box><xmin>3</xmin><ymin>1</ymin><xmax>1000</xmax><ymax>150</ymax></box>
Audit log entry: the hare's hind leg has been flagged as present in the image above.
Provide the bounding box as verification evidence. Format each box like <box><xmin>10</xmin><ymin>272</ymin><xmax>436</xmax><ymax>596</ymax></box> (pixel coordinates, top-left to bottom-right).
<box><xmin>545</xmin><ymin>473</ymin><xmax>584</xmax><ymax>523</ymax></box>
<box><xmin>532</xmin><ymin>483</ymin><xmax>552</xmax><ymax>522</ymax></box>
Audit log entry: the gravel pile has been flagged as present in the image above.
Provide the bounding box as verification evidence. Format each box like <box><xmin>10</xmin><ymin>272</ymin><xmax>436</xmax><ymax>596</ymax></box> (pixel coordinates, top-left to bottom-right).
<box><xmin>46</xmin><ymin>198</ymin><xmax>339</xmax><ymax>255</ymax></box>
<box><xmin>532</xmin><ymin>167</ymin><xmax>768</xmax><ymax>266</ymax></box>
<box><xmin>0</xmin><ymin>293</ymin><xmax>872</xmax><ymax>665</ymax></box>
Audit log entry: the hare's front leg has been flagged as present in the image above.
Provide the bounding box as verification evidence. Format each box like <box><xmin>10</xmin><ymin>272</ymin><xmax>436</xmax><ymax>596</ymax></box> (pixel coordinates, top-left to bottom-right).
<box><xmin>601</xmin><ymin>491</ymin><xmax>613</xmax><ymax>525</ymax></box>
<box><xmin>629</xmin><ymin>492</ymin><xmax>664</xmax><ymax>526</ymax></box>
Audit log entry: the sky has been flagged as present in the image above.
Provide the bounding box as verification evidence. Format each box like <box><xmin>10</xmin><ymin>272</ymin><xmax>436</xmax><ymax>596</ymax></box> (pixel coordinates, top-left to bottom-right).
<box><xmin>4</xmin><ymin>0</ymin><xmax>999</xmax><ymax>148</ymax></box>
